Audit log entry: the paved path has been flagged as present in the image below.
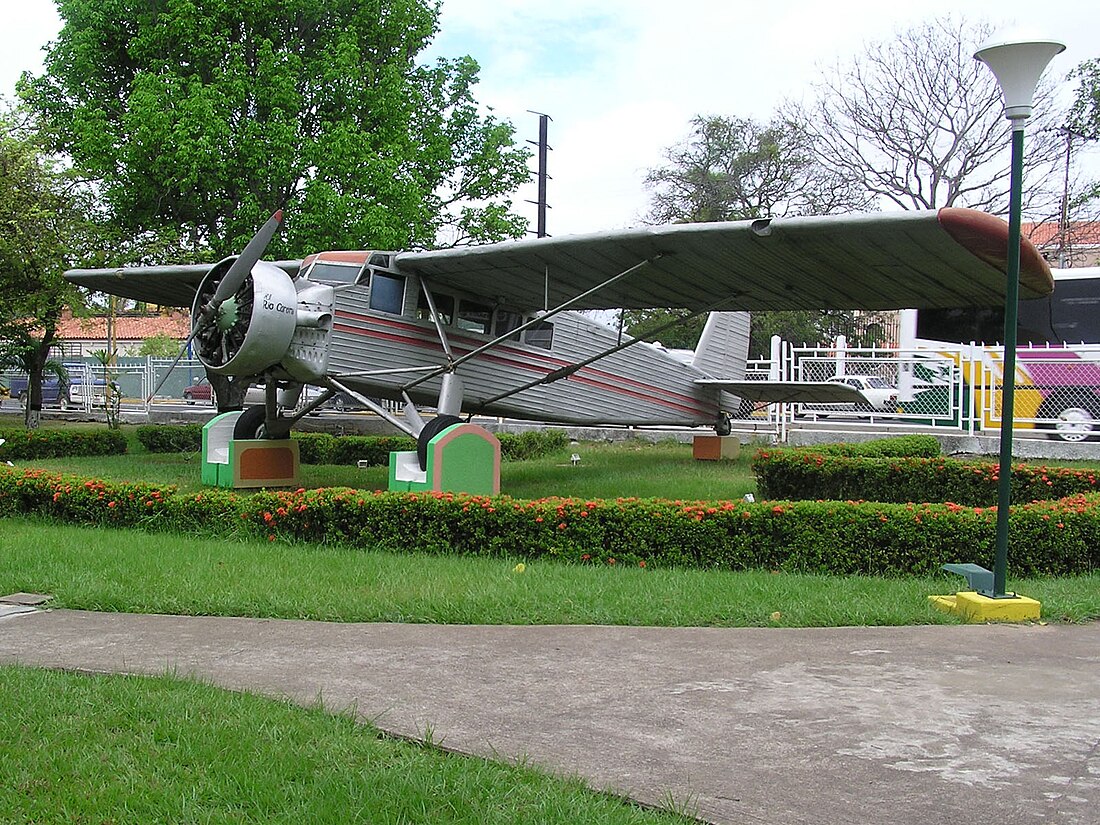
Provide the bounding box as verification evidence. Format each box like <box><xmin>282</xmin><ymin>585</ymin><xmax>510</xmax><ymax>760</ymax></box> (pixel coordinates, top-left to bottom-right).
<box><xmin>1</xmin><ymin>609</ymin><xmax>1098</xmax><ymax>824</ymax></box>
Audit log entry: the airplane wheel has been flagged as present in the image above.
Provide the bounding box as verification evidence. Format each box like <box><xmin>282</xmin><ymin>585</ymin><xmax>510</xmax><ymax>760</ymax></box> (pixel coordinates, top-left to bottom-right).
<box><xmin>417</xmin><ymin>414</ymin><xmax>462</xmax><ymax>471</ymax></box>
<box><xmin>333</xmin><ymin>396</ymin><xmax>346</xmax><ymax>413</ymax></box>
<box><xmin>714</xmin><ymin>413</ymin><xmax>733</xmax><ymax>436</ymax></box>
<box><xmin>233</xmin><ymin>405</ymin><xmax>269</xmax><ymax>440</ymax></box>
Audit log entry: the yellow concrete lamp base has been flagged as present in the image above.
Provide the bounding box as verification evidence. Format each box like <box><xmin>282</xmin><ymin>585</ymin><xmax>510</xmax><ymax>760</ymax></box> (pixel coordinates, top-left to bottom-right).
<box><xmin>929</xmin><ymin>591</ymin><xmax>1041</xmax><ymax>623</ymax></box>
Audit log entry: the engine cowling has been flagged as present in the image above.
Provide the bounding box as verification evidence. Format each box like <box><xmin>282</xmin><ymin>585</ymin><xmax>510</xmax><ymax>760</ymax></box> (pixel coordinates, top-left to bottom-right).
<box><xmin>192</xmin><ymin>259</ymin><xmax>299</xmax><ymax>376</ymax></box>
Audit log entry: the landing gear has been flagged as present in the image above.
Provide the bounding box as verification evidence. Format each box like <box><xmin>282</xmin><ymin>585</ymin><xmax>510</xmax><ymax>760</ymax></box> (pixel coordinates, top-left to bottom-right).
<box><xmin>233</xmin><ymin>405</ymin><xmax>268</xmax><ymax>440</ymax></box>
<box><xmin>417</xmin><ymin>414</ymin><xmax>462</xmax><ymax>470</ymax></box>
<box><xmin>714</xmin><ymin>413</ymin><xmax>733</xmax><ymax>437</ymax></box>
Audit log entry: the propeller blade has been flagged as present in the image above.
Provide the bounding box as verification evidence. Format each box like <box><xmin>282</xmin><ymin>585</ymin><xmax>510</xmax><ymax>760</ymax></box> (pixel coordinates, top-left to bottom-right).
<box><xmin>145</xmin><ymin>326</ymin><xmax>203</xmax><ymax>403</ymax></box>
<box><xmin>210</xmin><ymin>209</ymin><xmax>285</xmax><ymax>306</ymax></box>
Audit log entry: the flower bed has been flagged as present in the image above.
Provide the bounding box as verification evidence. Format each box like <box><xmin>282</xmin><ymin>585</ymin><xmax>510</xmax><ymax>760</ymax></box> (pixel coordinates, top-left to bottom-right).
<box><xmin>2</xmin><ymin>466</ymin><xmax>1096</xmax><ymax>577</ymax></box>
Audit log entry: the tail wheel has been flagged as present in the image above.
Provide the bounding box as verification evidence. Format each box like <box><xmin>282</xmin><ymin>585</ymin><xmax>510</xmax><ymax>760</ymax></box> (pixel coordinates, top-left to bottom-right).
<box><xmin>714</xmin><ymin>413</ymin><xmax>733</xmax><ymax>436</ymax></box>
<box><xmin>417</xmin><ymin>414</ymin><xmax>462</xmax><ymax>470</ymax></box>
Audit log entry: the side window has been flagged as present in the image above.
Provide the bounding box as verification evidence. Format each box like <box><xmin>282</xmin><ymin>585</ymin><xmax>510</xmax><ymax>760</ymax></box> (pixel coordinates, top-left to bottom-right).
<box><xmin>494</xmin><ymin>310</ymin><xmax>523</xmax><ymax>341</ymax></box>
<box><xmin>369</xmin><ymin>272</ymin><xmax>406</xmax><ymax>315</ymax></box>
<box><xmin>456</xmin><ymin>300</ymin><xmax>492</xmax><ymax>335</ymax></box>
<box><xmin>525</xmin><ymin>319</ymin><xmax>554</xmax><ymax>350</ymax></box>
<box><xmin>417</xmin><ymin>292</ymin><xmax>454</xmax><ymax>325</ymax></box>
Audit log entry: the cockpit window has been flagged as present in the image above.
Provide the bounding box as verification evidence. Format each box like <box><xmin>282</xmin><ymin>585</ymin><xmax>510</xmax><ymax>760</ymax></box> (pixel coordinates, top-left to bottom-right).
<box><xmin>369</xmin><ymin>271</ymin><xmax>406</xmax><ymax>314</ymax></box>
<box><xmin>307</xmin><ymin>261</ymin><xmax>362</xmax><ymax>284</ymax></box>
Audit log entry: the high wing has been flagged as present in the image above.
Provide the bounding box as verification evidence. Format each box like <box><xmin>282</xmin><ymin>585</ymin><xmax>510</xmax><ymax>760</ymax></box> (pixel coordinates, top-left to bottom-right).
<box><xmin>64</xmin><ymin>261</ymin><xmax>302</xmax><ymax>308</ymax></box>
<box><xmin>395</xmin><ymin>208</ymin><xmax>1052</xmax><ymax>311</ymax></box>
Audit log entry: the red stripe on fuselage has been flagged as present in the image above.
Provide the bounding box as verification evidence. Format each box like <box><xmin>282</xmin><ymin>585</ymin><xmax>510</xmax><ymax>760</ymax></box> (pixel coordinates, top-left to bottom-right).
<box><xmin>331</xmin><ymin>312</ymin><xmax>714</xmax><ymax>418</ymax></box>
<box><xmin>334</xmin><ymin>310</ymin><xmax>710</xmax><ymax>411</ymax></box>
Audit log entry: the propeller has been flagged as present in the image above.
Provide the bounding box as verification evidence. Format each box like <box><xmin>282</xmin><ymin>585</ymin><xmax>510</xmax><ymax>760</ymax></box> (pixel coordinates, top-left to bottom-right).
<box><xmin>146</xmin><ymin>210</ymin><xmax>286</xmax><ymax>403</ymax></box>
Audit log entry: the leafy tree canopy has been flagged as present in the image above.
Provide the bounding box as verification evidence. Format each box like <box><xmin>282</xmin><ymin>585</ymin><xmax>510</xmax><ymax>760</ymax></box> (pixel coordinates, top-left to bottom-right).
<box><xmin>21</xmin><ymin>0</ymin><xmax>531</xmax><ymax>261</ymax></box>
<box><xmin>0</xmin><ymin>105</ymin><xmax>89</xmax><ymax>425</ymax></box>
<box><xmin>643</xmin><ymin>114</ymin><xmax>869</xmax><ymax>224</ymax></box>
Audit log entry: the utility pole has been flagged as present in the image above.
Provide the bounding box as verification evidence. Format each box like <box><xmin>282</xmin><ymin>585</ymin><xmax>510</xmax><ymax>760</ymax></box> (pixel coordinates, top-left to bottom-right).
<box><xmin>1055</xmin><ymin>125</ymin><xmax>1089</xmax><ymax>267</ymax></box>
<box><xmin>526</xmin><ymin>111</ymin><xmax>552</xmax><ymax>237</ymax></box>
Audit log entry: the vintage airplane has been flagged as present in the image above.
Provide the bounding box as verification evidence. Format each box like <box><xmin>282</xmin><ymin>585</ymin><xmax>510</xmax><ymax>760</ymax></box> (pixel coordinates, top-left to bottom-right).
<box><xmin>66</xmin><ymin>207</ymin><xmax>1053</xmax><ymax>464</ymax></box>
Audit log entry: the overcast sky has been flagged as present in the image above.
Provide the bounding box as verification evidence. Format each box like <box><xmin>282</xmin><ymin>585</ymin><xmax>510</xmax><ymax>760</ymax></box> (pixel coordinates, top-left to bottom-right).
<box><xmin>3</xmin><ymin>0</ymin><xmax>1099</xmax><ymax>237</ymax></box>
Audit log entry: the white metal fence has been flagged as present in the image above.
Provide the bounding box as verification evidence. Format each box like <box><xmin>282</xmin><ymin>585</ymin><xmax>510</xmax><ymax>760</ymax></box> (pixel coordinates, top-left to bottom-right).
<box><xmin>728</xmin><ymin>335</ymin><xmax>1100</xmax><ymax>444</ymax></box>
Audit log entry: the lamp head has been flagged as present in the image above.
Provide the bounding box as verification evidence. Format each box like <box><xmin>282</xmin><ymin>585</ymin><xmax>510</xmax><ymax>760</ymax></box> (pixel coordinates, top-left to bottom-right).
<box><xmin>975</xmin><ymin>30</ymin><xmax>1065</xmax><ymax>124</ymax></box>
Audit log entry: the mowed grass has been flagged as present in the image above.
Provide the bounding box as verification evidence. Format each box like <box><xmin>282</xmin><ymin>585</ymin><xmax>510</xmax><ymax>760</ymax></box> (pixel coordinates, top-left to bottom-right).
<box><xmin>6</xmin><ymin>517</ymin><xmax>1099</xmax><ymax>625</ymax></box>
<box><xmin>0</xmin><ymin>665</ymin><xmax>691</xmax><ymax>825</ymax></box>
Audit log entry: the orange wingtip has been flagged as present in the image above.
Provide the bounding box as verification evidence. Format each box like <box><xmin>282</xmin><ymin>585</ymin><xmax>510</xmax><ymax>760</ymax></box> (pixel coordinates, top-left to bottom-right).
<box><xmin>938</xmin><ymin>207</ymin><xmax>1053</xmax><ymax>297</ymax></box>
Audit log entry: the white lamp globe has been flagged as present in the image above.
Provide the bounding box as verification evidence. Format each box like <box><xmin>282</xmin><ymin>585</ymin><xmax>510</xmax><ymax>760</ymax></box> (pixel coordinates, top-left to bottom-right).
<box><xmin>975</xmin><ymin>31</ymin><xmax>1065</xmax><ymax>122</ymax></box>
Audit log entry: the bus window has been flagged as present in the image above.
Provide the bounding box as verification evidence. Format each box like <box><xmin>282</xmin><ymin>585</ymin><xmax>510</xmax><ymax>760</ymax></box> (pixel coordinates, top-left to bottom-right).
<box><xmin>1049</xmin><ymin>278</ymin><xmax>1100</xmax><ymax>344</ymax></box>
<box><xmin>494</xmin><ymin>310</ymin><xmax>523</xmax><ymax>341</ymax></box>
<box><xmin>456</xmin><ymin>300</ymin><xmax>492</xmax><ymax>334</ymax></box>
<box><xmin>417</xmin><ymin>292</ymin><xmax>454</xmax><ymax>325</ymax></box>
<box><xmin>525</xmin><ymin>319</ymin><xmax>554</xmax><ymax>349</ymax></box>
<box><xmin>369</xmin><ymin>272</ymin><xmax>406</xmax><ymax>315</ymax></box>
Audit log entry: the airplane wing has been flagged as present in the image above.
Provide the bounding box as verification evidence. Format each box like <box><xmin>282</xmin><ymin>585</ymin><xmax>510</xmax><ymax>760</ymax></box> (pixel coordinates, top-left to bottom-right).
<box><xmin>64</xmin><ymin>261</ymin><xmax>303</xmax><ymax>307</ymax></box>
<box><xmin>396</xmin><ymin>208</ymin><xmax>1053</xmax><ymax>312</ymax></box>
<box><xmin>695</xmin><ymin>380</ymin><xmax>867</xmax><ymax>404</ymax></box>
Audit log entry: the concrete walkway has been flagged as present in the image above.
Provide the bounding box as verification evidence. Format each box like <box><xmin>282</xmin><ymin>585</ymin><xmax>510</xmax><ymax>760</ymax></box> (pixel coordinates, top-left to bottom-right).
<box><xmin>1</xmin><ymin>608</ymin><xmax>1098</xmax><ymax>824</ymax></box>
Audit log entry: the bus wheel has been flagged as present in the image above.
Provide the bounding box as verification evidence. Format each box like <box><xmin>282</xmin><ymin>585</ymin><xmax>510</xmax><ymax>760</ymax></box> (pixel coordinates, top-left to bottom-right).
<box><xmin>1054</xmin><ymin>407</ymin><xmax>1095</xmax><ymax>443</ymax></box>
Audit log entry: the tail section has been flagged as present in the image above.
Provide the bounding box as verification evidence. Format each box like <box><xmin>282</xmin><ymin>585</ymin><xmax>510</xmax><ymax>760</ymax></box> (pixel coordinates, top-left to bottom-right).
<box><xmin>692</xmin><ymin>312</ymin><xmax>750</xmax><ymax>380</ymax></box>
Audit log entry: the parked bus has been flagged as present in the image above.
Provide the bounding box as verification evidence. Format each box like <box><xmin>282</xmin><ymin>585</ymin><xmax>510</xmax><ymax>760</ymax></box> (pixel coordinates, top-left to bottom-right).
<box><xmin>898</xmin><ymin>266</ymin><xmax>1100</xmax><ymax>442</ymax></box>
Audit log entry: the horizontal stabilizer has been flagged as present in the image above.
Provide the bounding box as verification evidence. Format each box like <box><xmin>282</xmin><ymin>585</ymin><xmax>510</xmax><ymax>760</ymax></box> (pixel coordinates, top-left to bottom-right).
<box><xmin>695</xmin><ymin>380</ymin><xmax>866</xmax><ymax>404</ymax></box>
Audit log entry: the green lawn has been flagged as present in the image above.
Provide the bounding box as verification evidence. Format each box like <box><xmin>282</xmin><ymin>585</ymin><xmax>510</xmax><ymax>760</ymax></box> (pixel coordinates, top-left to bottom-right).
<box><xmin>0</xmin><ymin>665</ymin><xmax>691</xmax><ymax>825</ymax></box>
<box><xmin>5</xmin><ymin>517</ymin><xmax>1098</xmax><ymax>625</ymax></box>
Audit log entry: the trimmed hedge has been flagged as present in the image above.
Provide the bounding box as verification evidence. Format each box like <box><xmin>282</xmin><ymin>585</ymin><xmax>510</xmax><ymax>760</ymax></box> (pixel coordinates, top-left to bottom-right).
<box><xmin>808</xmin><ymin>435</ymin><xmax>941</xmax><ymax>458</ymax></box>
<box><xmin>753</xmin><ymin>449</ymin><xmax>1100</xmax><ymax>506</ymax></box>
<box><xmin>135</xmin><ymin>424</ymin><xmax>569</xmax><ymax>466</ymax></box>
<box><xmin>2</xmin><ymin>466</ymin><xmax>1096</xmax><ymax>577</ymax></box>
<box><xmin>0</xmin><ymin>428</ymin><xmax>127</xmax><ymax>460</ymax></box>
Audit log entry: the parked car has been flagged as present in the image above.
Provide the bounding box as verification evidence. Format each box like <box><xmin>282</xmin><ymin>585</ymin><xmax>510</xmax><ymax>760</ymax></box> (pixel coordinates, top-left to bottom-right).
<box><xmin>8</xmin><ymin>375</ymin><xmax>70</xmax><ymax>408</ymax></box>
<box><xmin>805</xmin><ymin>375</ymin><xmax>898</xmax><ymax>414</ymax></box>
<box><xmin>182</xmin><ymin>378</ymin><xmax>214</xmax><ymax>404</ymax></box>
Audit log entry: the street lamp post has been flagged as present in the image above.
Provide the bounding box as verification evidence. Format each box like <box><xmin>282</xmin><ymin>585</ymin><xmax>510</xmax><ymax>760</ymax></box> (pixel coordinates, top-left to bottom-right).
<box><xmin>975</xmin><ymin>33</ymin><xmax>1065</xmax><ymax>598</ymax></box>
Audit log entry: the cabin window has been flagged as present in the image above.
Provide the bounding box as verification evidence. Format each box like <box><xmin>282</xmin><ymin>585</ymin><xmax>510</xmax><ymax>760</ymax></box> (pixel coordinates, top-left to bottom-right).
<box><xmin>369</xmin><ymin>272</ymin><xmax>406</xmax><ymax>315</ymax></box>
<box><xmin>417</xmin><ymin>292</ymin><xmax>454</xmax><ymax>325</ymax></box>
<box><xmin>456</xmin><ymin>300</ymin><xmax>493</xmax><ymax>335</ymax></box>
<box><xmin>308</xmin><ymin>261</ymin><xmax>362</xmax><ymax>284</ymax></box>
<box><xmin>525</xmin><ymin>319</ymin><xmax>554</xmax><ymax>349</ymax></box>
<box><xmin>494</xmin><ymin>310</ymin><xmax>523</xmax><ymax>341</ymax></box>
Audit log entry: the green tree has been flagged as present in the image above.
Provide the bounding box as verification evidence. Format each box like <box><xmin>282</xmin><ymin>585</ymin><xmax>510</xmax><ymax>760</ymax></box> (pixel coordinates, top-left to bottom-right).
<box><xmin>1068</xmin><ymin>58</ymin><xmax>1100</xmax><ymax>207</ymax></box>
<box><xmin>136</xmin><ymin>333</ymin><xmax>182</xmax><ymax>358</ymax></box>
<box><xmin>0</xmin><ymin>107</ymin><xmax>87</xmax><ymax>428</ymax></box>
<box><xmin>21</xmin><ymin>0</ymin><xmax>530</xmax><ymax>260</ymax></box>
<box><xmin>644</xmin><ymin>115</ymin><xmax>870</xmax><ymax>224</ymax></box>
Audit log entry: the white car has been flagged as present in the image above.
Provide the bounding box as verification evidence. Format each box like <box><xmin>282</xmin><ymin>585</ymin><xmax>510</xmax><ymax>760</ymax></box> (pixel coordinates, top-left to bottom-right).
<box><xmin>806</xmin><ymin>375</ymin><xmax>898</xmax><ymax>414</ymax></box>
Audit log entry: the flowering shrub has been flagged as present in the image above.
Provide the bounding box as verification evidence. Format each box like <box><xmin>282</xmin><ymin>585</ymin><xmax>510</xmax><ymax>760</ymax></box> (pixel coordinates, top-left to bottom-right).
<box><xmin>2</xmin><ymin>466</ymin><xmax>1096</xmax><ymax>577</ymax></box>
<box><xmin>752</xmin><ymin>449</ymin><xmax>1100</xmax><ymax>506</ymax></box>
<box><xmin>0</xmin><ymin>428</ymin><xmax>127</xmax><ymax>460</ymax></box>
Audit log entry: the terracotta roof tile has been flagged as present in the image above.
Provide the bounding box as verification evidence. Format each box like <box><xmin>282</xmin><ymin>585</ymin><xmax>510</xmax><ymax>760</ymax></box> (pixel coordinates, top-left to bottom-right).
<box><xmin>55</xmin><ymin>311</ymin><xmax>190</xmax><ymax>341</ymax></box>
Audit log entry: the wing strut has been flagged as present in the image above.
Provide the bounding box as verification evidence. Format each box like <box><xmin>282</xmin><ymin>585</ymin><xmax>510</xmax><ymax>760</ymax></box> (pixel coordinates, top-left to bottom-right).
<box><xmin>471</xmin><ymin>293</ymin><xmax>738</xmax><ymax>413</ymax></box>
<box><xmin>402</xmin><ymin>254</ymin><xmax>663</xmax><ymax>396</ymax></box>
